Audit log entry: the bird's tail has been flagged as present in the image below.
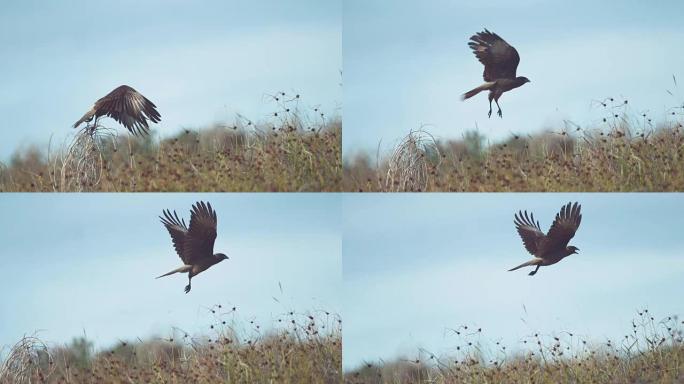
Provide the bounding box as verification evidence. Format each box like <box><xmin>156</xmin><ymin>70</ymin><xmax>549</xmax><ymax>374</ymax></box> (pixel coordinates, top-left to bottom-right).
<box><xmin>156</xmin><ymin>265</ymin><xmax>192</xmax><ymax>279</ymax></box>
<box><xmin>461</xmin><ymin>82</ymin><xmax>495</xmax><ymax>100</ymax></box>
<box><xmin>508</xmin><ymin>258</ymin><xmax>541</xmax><ymax>272</ymax></box>
<box><xmin>73</xmin><ymin>108</ymin><xmax>96</xmax><ymax>128</ymax></box>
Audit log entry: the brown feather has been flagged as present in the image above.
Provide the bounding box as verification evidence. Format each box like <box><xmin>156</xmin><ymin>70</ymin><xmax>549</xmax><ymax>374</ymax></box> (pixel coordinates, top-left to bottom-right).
<box><xmin>468</xmin><ymin>29</ymin><xmax>520</xmax><ymax>81</ymax></box>
<box><xmin>160</xmin><ymin>201</ymin><xmax>218</xmax><ymax>266</ymax></box>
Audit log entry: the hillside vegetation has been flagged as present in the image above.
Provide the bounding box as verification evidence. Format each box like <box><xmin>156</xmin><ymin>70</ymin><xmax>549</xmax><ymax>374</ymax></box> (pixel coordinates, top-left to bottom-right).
<box><xmin>0</xmin><ymin>307</ymin><xmax>341</xmax><ymax>384</ymax></box>
<box><xmin>345</xmin><ymin>310</ymin><xmax>683</xmax><ymax>384</ymax></box>
<box><xmin>1</xmin><ymin>94</ymin><xmax>341</xmax><ymax>192</ymax></box>
<box><xmin>344</xmin><ymin>98</ymin><xmax>684</xmax><ymax>192</ymax></box>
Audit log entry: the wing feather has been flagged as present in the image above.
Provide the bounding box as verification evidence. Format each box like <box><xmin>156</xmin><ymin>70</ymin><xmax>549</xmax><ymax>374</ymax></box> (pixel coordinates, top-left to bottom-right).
<box><xmin>514</xmin><ymin>210</ymin><xmax>545</xmax><ymax>255</ymax></box>
<box><xmin>160</xmin><ymin>209</ymin><xmax>190</xmax><ymax>264</ymax></box>
<box><xmin>90</xmin><ymin>85</ymin><xmax>160</xmax><ymax>136</ymax></box>
<box><xmin>544</xmin><ymin>202</ymin><xmax>582</xmax><ymax>251</ymax></box>
<box><xmin>468</xmin><ymin>29</ymin><xmax>520</xmax><ymax>81</ymax></box>
<box><xmin>184</xmin><ymin>201</ymin><xmax>218</xmax><ymax>264</ymax></box>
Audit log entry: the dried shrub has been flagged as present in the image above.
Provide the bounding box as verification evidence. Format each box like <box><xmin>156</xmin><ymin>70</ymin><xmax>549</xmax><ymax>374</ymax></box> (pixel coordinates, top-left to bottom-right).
<box><xmin>384</xmin><ymin>129</ymin><xmax>441</xmax><ymax>192</ymax></box>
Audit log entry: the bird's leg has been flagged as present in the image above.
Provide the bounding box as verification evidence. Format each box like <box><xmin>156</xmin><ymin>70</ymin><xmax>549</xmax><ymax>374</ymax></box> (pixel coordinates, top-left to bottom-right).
<box><xmin>89</xmin><ymin>116</ymin><xmax>99</xmax><ymax>135</ymax></box>
<box><xmin>185</xmin><ymin>275</ymin><xmax>192</xmax><ymax>294</ymax></box>
<box><xmin>488</xmin><ymin>94</ymin><xmax>493</xmax><ymax>118</ymax></box>
<box><xmin>528</xmin><ymin>265</ymin><xmax>540</xmax><ymax>276</ymax></box>
<box><xmin>495</xmin><ymin>99</ymin><xmax>503</xmax><ymax>118</ymax></box>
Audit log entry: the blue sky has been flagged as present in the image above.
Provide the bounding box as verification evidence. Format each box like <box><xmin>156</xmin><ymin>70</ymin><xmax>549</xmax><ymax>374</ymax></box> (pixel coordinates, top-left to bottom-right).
<box><xmin>0</xmin><ymin>0</ymin><xmax>341</xmax><ymax>159</ymax></box>
<box><xmin>0</xmin><ymin>193</ymin><xmax>341</xmax><ymax>352</ymax></box>
<box><xmin>343</xmin><ymin>0</ymin><xmax>684</xmax><ymax>158</ymax></box>
<box><xmin>342</xmin><ymin>193</ymin><xmax>684</xmax><ymax>370</ymax></box>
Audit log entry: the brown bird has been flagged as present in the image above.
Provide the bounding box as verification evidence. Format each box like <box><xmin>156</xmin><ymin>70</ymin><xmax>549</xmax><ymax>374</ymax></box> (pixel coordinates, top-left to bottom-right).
<box><xmin>157</xmin><ymin>201</ymin><xmax>228</xmax><ymax>293</ymax></box>
<box><xmin>509</xmin><ymin>202</ymin><xmax>581</xmax><ymax>276</ymax></box>
<box><xmin>462</xmin><ymin>29</ymin><xmax>530</xmax><ymax>118</ymax></box>
<box><xmin>73</xmin><ymin>85</ymin><xmax>161</xmax><ymax>136</ymax></box>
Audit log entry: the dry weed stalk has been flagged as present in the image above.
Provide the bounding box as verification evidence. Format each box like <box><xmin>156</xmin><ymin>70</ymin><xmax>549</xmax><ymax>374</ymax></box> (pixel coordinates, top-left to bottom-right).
<box><xmin>0</xmin><ymin>335</ymin><xmax>53</xmax><ymax>384</ymax></box>
<box><xmin>58</xmin><ymin>124</ymin><xmax>117</xmax><ymax>191</ymax></box>
<box><xmin>385</xmin><ymin>128</ymin><xmax>441</xmax><ymax>192</ymax></box>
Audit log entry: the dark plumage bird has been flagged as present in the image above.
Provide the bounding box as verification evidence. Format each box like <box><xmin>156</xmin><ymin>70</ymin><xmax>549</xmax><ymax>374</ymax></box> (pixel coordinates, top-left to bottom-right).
<box><xmin>73</xmin><ymin>85</ymin><xmax>161</xmax><ymax>136</ymax></box>
<box><xmin>157</xmin><ymin>201</ymin><xmax>229</xmax><ymax>293</ymax></box>
<box><xmin>462</xmin><ymin>29</ymin><xmax>530</xmax><ymax>118</ymax></box>
<box><xmin>509</xmin><ymin>202</ymin><xmax>582</xmax><ymax>276</ymax></box>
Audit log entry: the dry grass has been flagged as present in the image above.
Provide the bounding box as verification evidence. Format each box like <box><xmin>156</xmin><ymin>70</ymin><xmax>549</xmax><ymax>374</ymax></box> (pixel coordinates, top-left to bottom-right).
<box><xmin>0</xmin><ymin>307</ymin><xmax>341</xmax><ymax>384</ymax></box>
<box><xmin>345</xmin><ymin>310</ymin><xmax>684</xmax><ymax>384</ymax></box>
<box><xmin>0</xmin><ymin>93</ymin><xmax>341</xmax><ymax>192</ymax></box>
<box><xmin>383</xmin><ymin>128</ymin><xmax>441</xmax><ymax>192</ymax></box>
<box><xmin>344</xmin><ymin>98</ymin><xmax>684</xmax><ymax>192</ymax></box>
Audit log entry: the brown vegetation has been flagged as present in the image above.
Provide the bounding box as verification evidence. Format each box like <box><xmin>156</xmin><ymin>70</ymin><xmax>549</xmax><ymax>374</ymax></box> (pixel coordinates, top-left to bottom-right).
<box><xmin>344</xmin><ymin>310</ymin><xmax>683</xmax><ymax>384</ymax></box>
<box><xmin>1</xmin><ymin>94</ymin><xmax>341</xmax><ymax>192</ymax></box>
<box><xmin>0</xmin><ymin>308</ymin><xmax>341</xmax><ymax>384</ymax></box>
<box><xmin>344</xmin><ymin>99</ymin><xmax>684</xmax><ymax>192</ymax></box>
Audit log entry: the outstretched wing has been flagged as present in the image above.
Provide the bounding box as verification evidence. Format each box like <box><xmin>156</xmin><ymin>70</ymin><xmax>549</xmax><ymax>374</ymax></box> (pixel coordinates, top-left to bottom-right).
<box><xmin>184</xmin><ymin>201</ymin><xmax>218</xmax><ymax>263</ymax></box>
<box><xmin>514</xmin><ymin>210</ymin><xmax>545</xmax><ymax>255</ymax></box>
<box><xmin>160</xmin><ymin>209</ymin><xmax>190</xmax><ymax>264</ymax></box>
<box><xmin>468</xmin><ymin>29</ymin><xmax>520</xmax><ymax>81</ymax></box>
<box><xmin>544</xmin><ymin>202</ymin><xmax>582</xmax><ymax>251</ymax></box>
<box><xmin>93</xmin><ymin>85</ymin><xmax>161</xmax><ymax>136</ymax></box>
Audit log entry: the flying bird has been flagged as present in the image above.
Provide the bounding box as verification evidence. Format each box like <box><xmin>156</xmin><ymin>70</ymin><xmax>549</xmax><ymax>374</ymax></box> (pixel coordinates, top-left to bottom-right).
<box><xmin>509</xmin><ymin>202</ymin><xmax>582</xmax><ymax>276</ymax></box>
<box><xmin>157</xmin><ymin>201</ymin><xmax>229</xmax><ymax>293</ymax></box>
<box><xmin>73</xmin><ymin>85</ymin><xmax>161</xmax><ymax>136</ymax></box>
<box><xmin>462</xmin><ymin>29</ymin><xmax>530</xmax><ymax>118</ymax></box>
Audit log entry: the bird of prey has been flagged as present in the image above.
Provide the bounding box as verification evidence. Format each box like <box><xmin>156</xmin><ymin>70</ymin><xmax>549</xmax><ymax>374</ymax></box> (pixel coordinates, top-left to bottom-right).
<box><xmin>73</xmin><ymin>85</ymin><xmax>161</xmax><ymax>136</ymax></box>
<box><xmin>462</xmin><ymin>29</ymin><xmax>530</xmax><ymax>118</ymax></box>
<box><xmin>509</xmin><ymin>202</ymin><xmax>582</xmax><ymax>276</ymax></box>
<box><xmin>157</xmin><ymin>201</ymin><xmax>229</xmax><ymax>293</ymax></box>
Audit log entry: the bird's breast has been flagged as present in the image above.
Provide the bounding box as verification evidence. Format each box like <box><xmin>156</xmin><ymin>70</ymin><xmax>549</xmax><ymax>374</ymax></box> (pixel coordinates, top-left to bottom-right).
<box><xmin>541</xmin><ymin>250</ymin><xmax>567</xmax><ymax>265</ymax></box>
<box><xmin>495</xmin><ymin>79</ymin><xmax>519</xmax><ymax>92</ymax></box>
<box><xmin>192</xmin><ymin>264</ymin><xmax>210</xmax><ymax>275</ymax></box>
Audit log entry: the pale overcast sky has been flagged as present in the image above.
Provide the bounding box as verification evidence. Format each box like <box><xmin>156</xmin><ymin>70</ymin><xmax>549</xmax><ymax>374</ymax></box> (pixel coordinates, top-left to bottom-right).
<box><xmin>0</xmin><ymin>193</ymin><xmax>341</xmax><ymax>352</ymax></box>
<box><xmin>343</xmin><ymin>193</ymin><xmax>684</xmax><ymax>370</ymax></box>
<box><xmin>343</xmin><ymin>0</ymin><xmax>684</xmax><ymax>158</ymax></box>
<box><xmin>0</xmin><ymin>0</ymin><xmax>341</xmax><ymax>158</ymax></box>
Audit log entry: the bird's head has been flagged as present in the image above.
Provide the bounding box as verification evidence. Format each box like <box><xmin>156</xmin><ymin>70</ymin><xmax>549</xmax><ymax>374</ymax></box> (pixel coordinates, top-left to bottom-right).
<box><xmin>215</xmin><ymin>253</ymin><xmax>229</xmax><ymax>261</ymax></box>
<box><xmin>567</xmin><ymin>246</ymin><xmax>579</xmax><ymax>255</ymax></box>
<box><xmin>518</xmin><ymin>76</ymin><xmax>531</xmax><ymax>84</ymax></box>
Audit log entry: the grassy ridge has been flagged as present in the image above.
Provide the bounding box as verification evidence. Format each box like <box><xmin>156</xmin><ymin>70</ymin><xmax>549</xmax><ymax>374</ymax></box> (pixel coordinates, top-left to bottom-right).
<box><xmin>344</xmin><ymin>100</ymin><xmax>684</xmax><ymax>192</ymax></box>
<box><xmin>1</xmin><ymin>94</ymin><xmax>341</xmax><ymax>192</ymax></box>
<box><xmin>0</xmin><ymin>309</ymin><xmax>341</xmax><ymax>384</ymax></box>
<box><xmin>345</xmin><ymin>310</ymin><xmax>684</xmax><ymax>384</ymax></box>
